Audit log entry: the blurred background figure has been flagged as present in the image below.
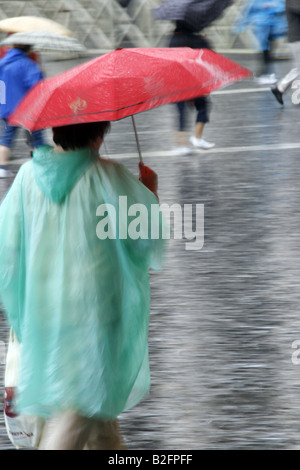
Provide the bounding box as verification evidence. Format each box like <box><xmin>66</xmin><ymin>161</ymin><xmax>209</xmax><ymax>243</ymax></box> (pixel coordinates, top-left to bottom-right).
<box><xmin>117</xmin><ymin>0</ymin><xmax>132</xmax><ymax>6</ymax></box>
<box><xmin>271</xmin><ymin>0</ymin><xmax>300</xmax><ymax>105</ymax></box>
<box><xmin>169</xmin><ymin>23</ymin><xmax>215</xmax><ymax>153</ymax></box>
<box><xmin>234</xmin><ymin>0</ymin><xmax>287</xmax><ymax>84</ymax></box>
<box><xmin>0</xmin><ymin>43</ymin><xmax>45</xmax><ymax>178</ymax></box>
<box><xmin>155</xmin><ymin>0</ymin><xmax>233</xmax><ymax>155</ymax></box>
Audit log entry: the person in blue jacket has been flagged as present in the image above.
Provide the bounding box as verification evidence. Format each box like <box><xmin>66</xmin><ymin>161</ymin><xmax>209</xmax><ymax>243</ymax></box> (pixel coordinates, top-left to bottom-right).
<box><xmin>234</xmin><ymin>0</ymin><xmax>287</xmax><ymax>84</ymax></box>
<box><xmin>0</xmin><ymin>44</ymin><xmax>46</xmax><ymax>178</ymax></box>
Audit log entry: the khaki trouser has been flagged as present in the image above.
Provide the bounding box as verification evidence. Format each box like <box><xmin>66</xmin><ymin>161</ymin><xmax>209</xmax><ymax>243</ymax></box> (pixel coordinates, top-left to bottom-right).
<box><xmin>38</xmin><ymin>410</ymin><xmax>126</xmax><ymax>450</ymax></box>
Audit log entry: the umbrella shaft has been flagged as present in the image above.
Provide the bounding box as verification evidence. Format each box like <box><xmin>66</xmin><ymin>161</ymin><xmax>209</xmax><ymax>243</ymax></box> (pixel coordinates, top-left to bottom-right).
<box><xmin>131</xmin><ymin>115</ymin><xmax>143</xmax><ymax>162</ymax></box>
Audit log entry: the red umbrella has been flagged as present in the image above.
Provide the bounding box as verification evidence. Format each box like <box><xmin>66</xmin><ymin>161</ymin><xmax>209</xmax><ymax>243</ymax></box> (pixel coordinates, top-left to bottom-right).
<box><xmin>9</xmin><ymin>47</ymin><xmax>251</xmax><ymax>159</ymax></box>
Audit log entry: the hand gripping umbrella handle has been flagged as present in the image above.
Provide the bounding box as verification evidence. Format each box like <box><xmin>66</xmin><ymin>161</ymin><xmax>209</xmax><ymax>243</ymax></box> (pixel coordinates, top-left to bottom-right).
<box><xmin>131</xmin><ymin>115</ymin><xmax>143</xmax><ymax>163</ymax></box>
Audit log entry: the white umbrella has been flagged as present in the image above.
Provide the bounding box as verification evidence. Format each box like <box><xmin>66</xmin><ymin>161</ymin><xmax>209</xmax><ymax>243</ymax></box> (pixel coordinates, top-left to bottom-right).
<box><xmin>0</xmin><ymin>31</ymin><xmax>86</xmax><ymax>54</ymax></box>
<box><xmin>0</xmin><ymin>16</ymin><xmax>72</xmax><ymax>36</ymax></box>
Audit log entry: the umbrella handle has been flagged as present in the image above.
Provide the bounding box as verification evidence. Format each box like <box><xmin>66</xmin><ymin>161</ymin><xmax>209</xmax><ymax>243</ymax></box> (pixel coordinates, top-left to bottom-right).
<box><xmin>131</xmin><ymin>115</ymin><xmax>143</xmax><ymax>163</ymax></box>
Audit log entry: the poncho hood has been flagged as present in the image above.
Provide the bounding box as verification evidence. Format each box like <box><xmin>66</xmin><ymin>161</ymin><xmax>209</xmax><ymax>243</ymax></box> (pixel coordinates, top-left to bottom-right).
<box><xmin>32</xmin><ymin>145</ymin><xmax>98</xmax><ymax>203</ymax></box>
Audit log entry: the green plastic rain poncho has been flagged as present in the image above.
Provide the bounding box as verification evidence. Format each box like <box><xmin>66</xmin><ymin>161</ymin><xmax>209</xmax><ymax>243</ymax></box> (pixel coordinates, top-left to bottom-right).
<box><xmin>0</xmin><ymin>145</ymin><xmax>166</xmax><ymax>420</ymax></box>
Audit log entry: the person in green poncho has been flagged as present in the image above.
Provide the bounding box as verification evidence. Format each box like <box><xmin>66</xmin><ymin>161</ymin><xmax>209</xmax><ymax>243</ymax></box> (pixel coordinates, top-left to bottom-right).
<box><xmin>0</xmin><ymin>121</ymin><xmax>167</xmax><ymax>450</ymax></box>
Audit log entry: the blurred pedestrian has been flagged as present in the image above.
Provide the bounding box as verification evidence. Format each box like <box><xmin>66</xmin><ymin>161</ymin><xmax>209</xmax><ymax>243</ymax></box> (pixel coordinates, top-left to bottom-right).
<box><xmin>0</xmin><ymin>121</ymin><xmax>166</xmax><ymax>450</ymax></box>
<box><xmin>234</xmin><ymin>0</ymin><xmax>287</xmax><ymax>84</ymax></box>
<box><xmin>170</xmin><ymin>21</ymin><xmax>215</xmax><ymax>153</ymax></box>
<box><xmin>271</xmin><ymin>0</ymin><xmax>300</xmax><ymax>104</ymax></box>
<box><xmin>0</xmin><ymin>44</ymin><xmax>46</xmax><ymax>178</ymax></box>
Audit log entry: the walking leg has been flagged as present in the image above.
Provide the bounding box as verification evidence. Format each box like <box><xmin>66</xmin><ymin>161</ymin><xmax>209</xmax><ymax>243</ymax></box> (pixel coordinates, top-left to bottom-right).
<box><xmin>85</xmin><ymin>419</ymin><xmax>127</xmax><ymax>450</ymax></box>
<box><xmin>39</xmin><ymin>410</ymin><xmax>93</xmax><ymax>450</ymax></box>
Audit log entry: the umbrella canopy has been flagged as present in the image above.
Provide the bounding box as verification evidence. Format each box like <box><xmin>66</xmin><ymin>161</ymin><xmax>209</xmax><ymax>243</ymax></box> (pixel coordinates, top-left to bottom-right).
<box><xmin>0</xmin><ymin>31</ymin><xmax>86</xmax><ymax>54</ymax></box>
<box><xmin>9</xmin><ymin>47</ymin><xmax>251</xmax><ymax>132</ymax></box>
<box><xmin>154</xmin><ymin>0</ymin><xmax>233</xmax><ymax>32</ymax></box>
<box><xmin>0</xmin><ymin>16</ymin><xmax>72</xmax><ymax>36</ymax></box>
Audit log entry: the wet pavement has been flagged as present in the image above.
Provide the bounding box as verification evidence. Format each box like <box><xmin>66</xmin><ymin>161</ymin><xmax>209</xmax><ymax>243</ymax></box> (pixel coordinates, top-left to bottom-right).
<box><xmin>1</xmin><ymin>53</ymin><xmax>300</xmax><ymax>450</ymax></box>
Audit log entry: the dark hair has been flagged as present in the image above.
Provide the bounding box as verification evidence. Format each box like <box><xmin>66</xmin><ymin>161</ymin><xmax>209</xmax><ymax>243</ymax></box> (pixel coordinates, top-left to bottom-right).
<box><xmin>13</xmin><ymin>44</ymin><xmax>32</xmax><ymax>53</ymax></box>
<box><xmin>52</xmin><ymin>121</ymin><xmax>111</xmax><ymax>150</ymax></box>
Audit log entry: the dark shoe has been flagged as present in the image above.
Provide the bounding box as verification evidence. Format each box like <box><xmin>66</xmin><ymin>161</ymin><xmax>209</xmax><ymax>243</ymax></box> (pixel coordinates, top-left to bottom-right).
<box><xmin>271</xmin><ymin>86</ymin><xmax>284</xmax><ymax>105</ymax></box>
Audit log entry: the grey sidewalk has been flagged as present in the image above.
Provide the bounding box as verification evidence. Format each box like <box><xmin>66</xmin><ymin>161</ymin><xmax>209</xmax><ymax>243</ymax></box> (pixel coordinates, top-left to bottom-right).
<box><xmin>2</xmin><ymin>54</ymin><xmax>300</xmax><ymax>450</ymax></box>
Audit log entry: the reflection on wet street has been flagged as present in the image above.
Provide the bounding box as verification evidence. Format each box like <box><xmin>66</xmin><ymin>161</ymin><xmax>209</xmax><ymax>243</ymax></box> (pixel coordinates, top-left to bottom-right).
<box><xmin>1</xmin><ymin>55</ymin><xmax>300</xmax><ymax>449</ymax></box>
